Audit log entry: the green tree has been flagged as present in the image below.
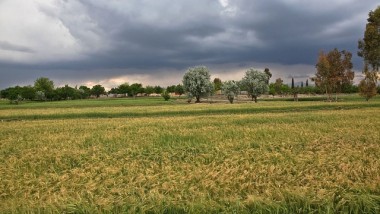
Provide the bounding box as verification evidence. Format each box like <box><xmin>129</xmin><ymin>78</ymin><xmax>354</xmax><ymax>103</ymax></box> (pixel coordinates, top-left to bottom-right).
<box><xmin>35</xmin><ymin>91</ymin><xmax>46</xmax><ymax>101</ymax></box>
<box><xmin>174</xmin><ymin>84</ymin><xmax>184</xmax><ymax>96</ymax></box>
<box><xmin>161</xmin><ymin>90</ymin><xmax>171</xmax><ymax>101</ymax></box>
<box><xmin>166</xmin><ymin>85</ymin><xmax>176</xmax><ymax>93</ymax></box>
<box><xmin>291</xmin><ymin>78</ymin><xmax>295</xmax><ymax>89</ymax></box>
<box><xmin>79</xmin><ymin>86</ymin><xmax>91</xmax><ymax>99</ymax></box>
<box><xmin>213</xmin><ymin>78</ymin><xmax>222</xmax><ymax>91</ymax></box>
<box><xmin>281</xmin><ymin>84</ymin><xmax>291</xmax><ymax>95</ymax></box>
<box><xmin>221</xmin><ymin>80</ymin><xmax>240</xmax><ymax>104</ymax></box>
<box><xmin>154</xmin><ymin>86</ymin><xmax>163</xmax><ymax>94</ymax></box>
<box><xmin>241</xmin><ymin>68</ymin><xmax>270</xmax><ymax>103</ymax></box>
<box><xmin>108</xmin><ymin>87</ymin><xmax>119</xmax><ymax>94</ymax></box>
<box><xmin>21</xmin><ymin>86</ymin><xmax>36</xmax><ymax>100</ymax></box>
<box><xmin>1</xmin><ymin>86</ymin><xmax>22</xmax><ymax>101</ymax></box>
<box><xmin>118</xmin><ymin>83</ymin><xmax>130</xmax><ymax>95</ymax></box>
<box><xmin>274</xmin><ymin>78</ymin><xmax>283</xmax><ymax>96</ymax></box>
<box><xmin>182</xmin><ymin>66</ymin><xmax>213</xmax><ymax>103</ymax></box>
<box><xmin>359</xmin><ymin>64</ymin><xmax>378</xmax><ymax>101</ymax></box>
<box><xmin>91</xmin><ymin>85</ymin><xmax>105</xmax><ymax>98</ymax></box>
<box><xmin>314</xmin><ymin>49</ymin><xmax>354</xmax><ymax>101</ymax></box>
<box><xmin>55</xmin><ymin>85</ymin><xmax>76</xmax><ymax>100</ymax></box>
<box><xmin>269</xmin><ymin>84</ymin><xmax>276</xmax><ymax>97</ymax></box>
<box><xmin>145</xmin><ymin>86</ymin><xmax>155</xmax><ymax>95</ymax></box>
<box><xmin>129</xmin><ymin>83</ymin><xmax>144</xmax><ymax>98</ymax></box>
<box><xmin>264</xmin><ymin>68</ymin><xmax>272</xmax><ymax>84</ymax></box>
<box><xmin>291</xmin><ymin>86</ymin><xmax>300</xmax><ymax>101</ymax></box>
<box><xmin>358</xmin><ymin>6</ymin><xmax>380</xmax><ymax>72</ymax></box>
<box><xmin>34</xmin><ymin>77</ymin><xmax>54</xmax><ymax>100</ymax></box>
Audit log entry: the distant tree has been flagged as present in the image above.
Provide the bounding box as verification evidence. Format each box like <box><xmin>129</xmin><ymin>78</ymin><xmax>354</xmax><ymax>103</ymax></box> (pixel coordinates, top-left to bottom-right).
<box><xmin>63</xmin><ymin>85</ymin><xmax>75</xmax><ymax>99</ymax></box>
<box><xmin>274</xmin><ymin>78</ymin><xmax>283</xmax><ymax>95</ymax></box>
<box><xmin>79</xmin><ymin>85</ymin><xmax>91</xmax><ymax>99</ymax></box>
<box><xmin>306</xmin><ymin>79</ymin><xmax>309</xmax><ymax>87</ymax></box>
<box><xmin>108</xmin><ymin>87</ymin><xmax>119</xmax><ymax>94</ymax></box>
<box><xmin>301</xmin><ymin>81</ymin><xmax>304</xmax><ymax>88</ymax></box>
<box><xmin>291</xmin><ymin>78</ymin><xmax>295</xmax><ymax>89</ymax></box>
<box><xmin>91</xmin><ymin>85</ymin><xmax>105</xmax><ymax>98</ymax></box>
<box><xmin>1</xmin><ymin>86</ymin><xmax>22</xmax><ymax>101</ymax></box>
<box><xmin>314</xmin><ymin>49</ymin><xmax>354</xmax><ymax>101</ymax></box>
<box><xmin>269</xmin><ymin>83</ymin><xmax>276</xmax><ymax>97</ymax></box>
<box><xmin>359</xmin><ymin>64</ymin><xmax>378</xmax><ymax>101</ymax></box>
<box><xmin>213</xmin><ymin>78</ymin><xmax>222</xmax><ymax>91</ymax></box>
<box><xmin>161</xmin><ymin>90</ymin><xmax>171</xmax><ymax>101</ymax></box>
<box><xmin>281</xmin><ymin>84</ymin><xmax>291</xmax><ymax>95</ymax></box>
<box><xmin>182</xmin><ymin>66</ymin><xmax>213</xmax><ymax>103</ymax></box>
<box><xmin>145</xmin><ymin>86</ymin><xmax>155</xmax><ymax>95</ymax></box>
<box><xmin>175</xmin><ymin>84</ymin><xmax>184</xmax><ymax>96</ymax></box>
<box><xmin>118</xmin><ymin>83</ymin><xmax>130</xmax><ymax>95</ymax></box>
<box><xmin>359</xmin><ymin>78</ymin><xmax>377</xmax><ymax>101</ymax></box>
<box><xmin>358</xmin><ymin>6</ymin><xmax>380</xmax><ymax>73</ymax></box>
<box><xmin>21</xmin><ymin>86</ymin><xmax>36</xmax><ymax>100</ymax></box>
<box><xmin>55</xmin><ymin>85</ymin><xmax>76</xmax><ymax>100</ymax></box>
<box><xmin>358</xmin><ymin>5</ymin><xmax>380</xmax><ymax>95</ymax></box>
<box><xmin>34</xmin><ymin>77</ymin><xmax>54</xmax><ymax>100</ymax></box>
<box><xmin>292</xmin><ymin>86</ymin><xmax>300</xmax><ymax>101</ymax></box>
<box><xmin>221</xmin><ymin>80</ymin><xmax>240</xmax><ymax>104</ymax></box>
<box><xmin>166</xmin><ymin>85</ymin><xmax>176</xmax><ymax>93</ymax></box>
<box><xmin>129</xmin><ymin>83</ymin><xmax>144</xmax><ymax>98</ymax></box>
<box><xmin>241</xmin><ymin>68</ymin><xmax>270</xmax><ymax>103</ymax></box>
<box><xmin>264</xmin><ymin>68</ymin><xmax>272</xmax><ymax>84</ymax></box>
<box><xmin>35</xmin><ymin>91</ymin><xmax>46</xmax><ymax>101</ymax></box>
<box><xmin>154</xmin><ymin>86</ymin><xmax>163</xmax><ymax>94</ymax></box>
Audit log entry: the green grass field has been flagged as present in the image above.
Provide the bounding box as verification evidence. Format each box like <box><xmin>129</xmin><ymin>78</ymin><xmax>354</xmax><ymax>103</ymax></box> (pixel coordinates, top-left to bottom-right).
<box><xmin>0</xmin><ymin>95</ymin><xmax>379</xmax><ymax>213</ymax></box>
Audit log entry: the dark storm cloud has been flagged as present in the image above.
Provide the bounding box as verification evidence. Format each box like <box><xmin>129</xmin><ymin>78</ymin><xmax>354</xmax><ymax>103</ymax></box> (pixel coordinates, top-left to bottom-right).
<box><xmin>0</xmin><ymin>0</ymin><xmax>378</xmax><ymax>88</ymax></box>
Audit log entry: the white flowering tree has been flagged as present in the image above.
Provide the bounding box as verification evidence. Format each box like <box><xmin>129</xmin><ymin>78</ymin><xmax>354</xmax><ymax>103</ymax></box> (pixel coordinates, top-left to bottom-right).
<box><xmin>182</xmin><ymin>66</ymin><xmax>213</xmax><ymax>103</ymax></box>
<box><xmin>221</xmin><ymin>80</ymin><xmax>240</xmax><ymax>104</ymax></box>
<box><xmin>241</xmin><ymin>68</ymin><xmax>270</xmax><ymax>103</ymax></box>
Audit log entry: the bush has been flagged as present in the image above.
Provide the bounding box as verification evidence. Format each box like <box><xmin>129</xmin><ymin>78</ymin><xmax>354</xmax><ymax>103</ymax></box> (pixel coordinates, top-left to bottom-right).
<box><xmin>221</xmin><ymin>80</ymin><xmax>240</xmax><ymax>104</ymax></box>
<box><xmin>161</xmin><ymin>90</ymin><xmax>170</xmax><ymax>101</ymax></box>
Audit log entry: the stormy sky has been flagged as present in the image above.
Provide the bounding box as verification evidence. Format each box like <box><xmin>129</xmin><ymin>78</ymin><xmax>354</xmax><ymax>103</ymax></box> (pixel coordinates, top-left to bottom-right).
<box><xmin>0</xmin><ymin>0</ymin><xmax>378</xmax><ymax>89</ymax></box>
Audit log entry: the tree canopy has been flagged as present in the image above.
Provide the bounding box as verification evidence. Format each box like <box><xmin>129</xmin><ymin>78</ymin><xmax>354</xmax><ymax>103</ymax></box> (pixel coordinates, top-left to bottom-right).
<box><xmin>221</xmin><ymin>80</ymin><xmax>240</xmax><ymax>104</ymax></box>
<box><xmin>358</xmin><ymin>6</ymin><xmax>380</xmax><ymax>72</ymax></box>
<box><xmin>241</xmin><ymin>68</ymin><xmax>270</xmax><ymax>103</ymax></box>
<box><xmin>182</xmin><ymin>66</ymin><xmax>213</xmax><ymax>103</ymax></box>
<box><xmin>314</xmin><ymin>48</ymin><xmax>354</xmax><ymax>101</ymax></box>
<box><xmin>91</xmin><ymin>85</ymin><xmax>105</xmax><ymax>98</ymax></box>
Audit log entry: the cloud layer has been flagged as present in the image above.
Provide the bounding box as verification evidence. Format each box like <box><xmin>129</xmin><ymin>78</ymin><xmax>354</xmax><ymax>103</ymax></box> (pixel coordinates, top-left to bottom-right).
<box><xmin>0</xmin><ymin>0</ymin><xmax>378</xmax><ymax>88</ymax></box>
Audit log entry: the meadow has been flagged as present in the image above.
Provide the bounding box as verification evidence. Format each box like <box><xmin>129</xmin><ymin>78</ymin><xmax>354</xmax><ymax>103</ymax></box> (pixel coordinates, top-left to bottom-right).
<box><xmin>0</xmin><ymin>95</ymin><xmax>379</xmax><ymax>213</ymax></box>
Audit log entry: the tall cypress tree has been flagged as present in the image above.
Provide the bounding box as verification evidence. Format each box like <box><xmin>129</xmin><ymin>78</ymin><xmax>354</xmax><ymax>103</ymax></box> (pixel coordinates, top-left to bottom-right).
<box><xmin>291</xmin><ymin>78</ymin><xmax>295</xmax><ymax>89</ymax></box>
<box><xmin>306</xmin><ymin>79</ymin><xmax>309</xmax><ymax>87</ymax></box>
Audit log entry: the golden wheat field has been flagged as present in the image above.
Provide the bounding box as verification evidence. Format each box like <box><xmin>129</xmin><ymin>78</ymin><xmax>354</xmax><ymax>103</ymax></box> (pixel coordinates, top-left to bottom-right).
<box><xmin>0</xmin><ymin>96</ymin><xmax>379</xmax><ymax>213</ymax></box>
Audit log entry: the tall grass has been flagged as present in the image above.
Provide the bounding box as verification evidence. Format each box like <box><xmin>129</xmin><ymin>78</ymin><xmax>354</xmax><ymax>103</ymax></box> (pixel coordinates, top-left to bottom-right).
<box><xmin>0</xmin><ymin>96</ymin><xmax>379</xmax><ymax>213</ymax></box>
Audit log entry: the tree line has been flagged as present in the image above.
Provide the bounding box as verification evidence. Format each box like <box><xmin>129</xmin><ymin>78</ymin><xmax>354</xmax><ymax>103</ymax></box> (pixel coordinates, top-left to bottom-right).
<box><xmin>0</xmin><ymin>77</ymin><xmax>187</xmax><ymax>104</ymax></box>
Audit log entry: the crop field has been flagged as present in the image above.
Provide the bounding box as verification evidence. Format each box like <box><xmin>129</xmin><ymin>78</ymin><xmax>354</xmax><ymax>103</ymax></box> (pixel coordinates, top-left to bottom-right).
<box><xmin>0</xmin><ymin>96</ymin><xmax>380</xmax><ymax>213</ymax></box>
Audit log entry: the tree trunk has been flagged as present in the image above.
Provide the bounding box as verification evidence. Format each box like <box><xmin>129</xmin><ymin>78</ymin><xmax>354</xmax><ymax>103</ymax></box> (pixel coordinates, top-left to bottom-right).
<box><xmin>254</xmin><ymin>96</ymin><xmax>257</xmax><ymax>103</ymax></box>
<box><xmin>195</xmin><ymin>96</ymin><xmax>200</xmax><ymax>103</ymax></box>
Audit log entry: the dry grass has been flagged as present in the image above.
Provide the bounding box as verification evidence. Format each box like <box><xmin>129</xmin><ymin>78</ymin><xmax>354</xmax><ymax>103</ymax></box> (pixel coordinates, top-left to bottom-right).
<box><xmin>0</xmin><ymin>97</ymin><xmax>379</xmax><ymax>213</ymax></box>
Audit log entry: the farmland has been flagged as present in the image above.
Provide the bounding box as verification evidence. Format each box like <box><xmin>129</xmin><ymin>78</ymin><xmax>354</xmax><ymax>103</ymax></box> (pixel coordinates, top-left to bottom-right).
<box><xmin>0</xmin><ymin>96</ymin><xmax>380</xmax><ymax>213</ymax></box>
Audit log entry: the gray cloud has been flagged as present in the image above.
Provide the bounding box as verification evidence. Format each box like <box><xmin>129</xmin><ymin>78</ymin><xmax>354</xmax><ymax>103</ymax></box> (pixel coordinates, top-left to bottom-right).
<box><xmin>0</xmin><ymin>0</ymin><xmax>378</xmax><ymax>89</ymax></box>
<box><xmin>0</xmin><ymin>41</ymin><xmax>35</xmax><ymax>53</ymax></box>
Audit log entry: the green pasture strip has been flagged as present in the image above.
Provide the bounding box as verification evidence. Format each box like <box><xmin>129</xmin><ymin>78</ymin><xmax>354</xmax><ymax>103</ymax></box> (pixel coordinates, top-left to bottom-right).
<box><xmin>0</xmin><ymin>101</ymin><xmax>379</xmax><ymax>121</ymax></box>
<box><xmin>0</xmin><ymin>97</ymin><xmax>176</xmax><ymax>110</ymax></box>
